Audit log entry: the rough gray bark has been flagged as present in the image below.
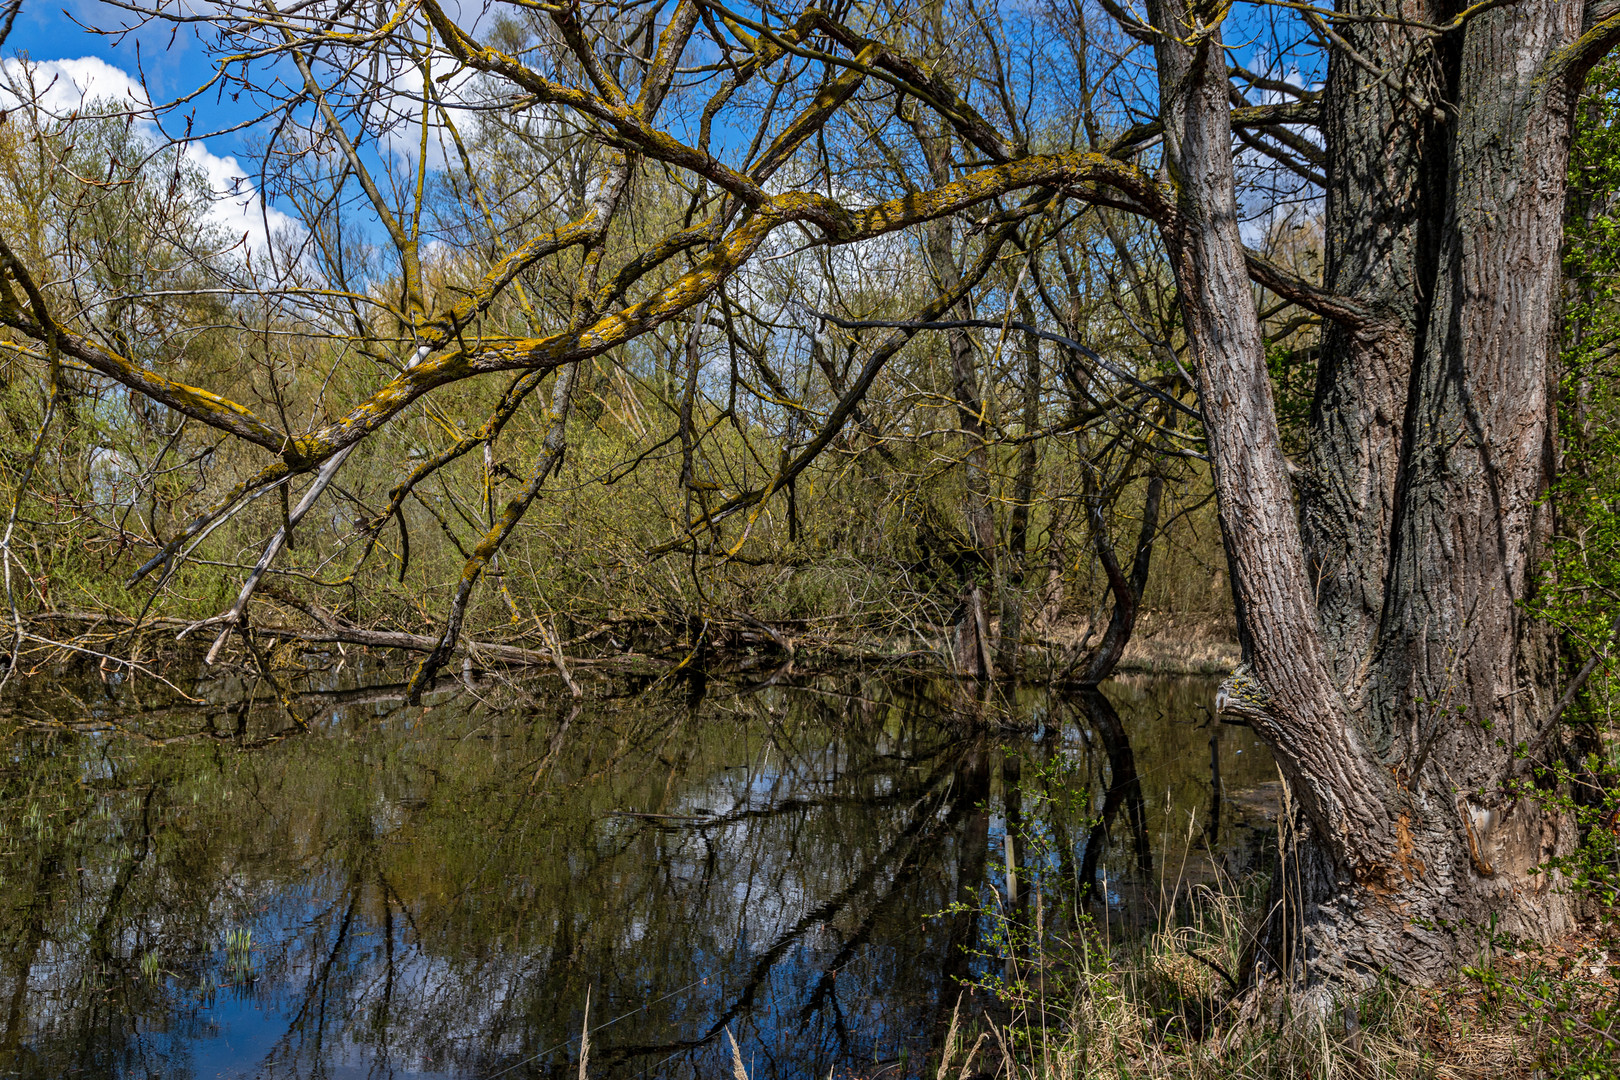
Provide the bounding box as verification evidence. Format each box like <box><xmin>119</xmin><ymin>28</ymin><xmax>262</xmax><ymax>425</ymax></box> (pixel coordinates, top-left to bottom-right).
<box><xmin>1142</xmin><ymin>0</ymin><xmax>1620</xmax><ymax>985</ymax></box>
<box><xmin>1147</xmin><ymin>0</ymin><xmax>1390</xmax><ymax>856</ymax></box>
<box><xmin>1338</xmin><ymin>0</ymin><xmax>1591</xmax><ymax>965</ymax></box>
<box><xmin>1301</xmin><ymin>0</ymin><xmax>1442</xmax><ymax>688</ymax></box>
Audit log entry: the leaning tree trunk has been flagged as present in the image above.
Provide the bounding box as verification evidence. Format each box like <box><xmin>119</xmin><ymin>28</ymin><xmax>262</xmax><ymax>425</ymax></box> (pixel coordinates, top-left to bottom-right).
<box><xmin>1144</xmin><ymin>0</ymin><xmax>1613</xmax><ymax>986</ymax></box>
<box><xmin>1075</xmin><ymin>452</ymin><xmax>1166</xmax><ymax>686</ymax></box>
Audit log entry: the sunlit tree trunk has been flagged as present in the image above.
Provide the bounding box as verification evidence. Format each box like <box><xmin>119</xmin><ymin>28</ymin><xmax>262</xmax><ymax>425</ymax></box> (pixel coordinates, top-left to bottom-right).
<box><xmin>1145</xmin><ymin>0</ymin><xmax>1614</xmax><ymax>985</ymax></box>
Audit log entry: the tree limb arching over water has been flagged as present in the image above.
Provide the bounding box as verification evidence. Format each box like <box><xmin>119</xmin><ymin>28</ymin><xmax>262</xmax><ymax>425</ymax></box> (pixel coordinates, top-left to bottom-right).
<box><xmin>0</xmin><ymin>0</ymin><xmax>1617</xmax><ymax>992</ymax></box>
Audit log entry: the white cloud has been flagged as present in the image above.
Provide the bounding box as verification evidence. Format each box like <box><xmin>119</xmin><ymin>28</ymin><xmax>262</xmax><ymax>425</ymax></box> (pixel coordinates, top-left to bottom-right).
<box><xmin>0</xmin><ymin>56</ymin><xmax>301</xmax><ymax>253</ymax></box>
<box><xmin>365</xmin><ymin>51</ymin><xmax>487</xmax><ymax>171</ymax></box>
<box><xmin>1230</xmin><ymin>58</ymin><xmax>1325</xmax><ymax>247</ymax></box>
<box><xmin>185</xmin><ymin>141</ymin><xmax>302</xmax><ymax>253</ymax></box>
<box><xmin>5</xmin><ymin>54</ymin><xmax>149</xmax><ymax>113</ymax></box>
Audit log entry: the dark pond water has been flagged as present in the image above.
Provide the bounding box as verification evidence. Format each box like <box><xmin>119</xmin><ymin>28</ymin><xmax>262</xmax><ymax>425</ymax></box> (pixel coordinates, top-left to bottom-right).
<box><xmin>0</xmin><ymin>661</ymin><xmax>1278</xmax><ymax>1080</ymax></box>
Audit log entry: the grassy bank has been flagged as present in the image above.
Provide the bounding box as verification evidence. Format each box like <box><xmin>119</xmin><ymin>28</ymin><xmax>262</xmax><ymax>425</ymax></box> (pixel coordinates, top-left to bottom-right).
<box><xmin>902</xmin><ymin>765</ymin><xmax>1620</xmax><ymax>1080</ymax></box>
<box><xmin>918</xmin><ymin>893</ymin><xmax>1620</xmax><ymax>1080</ymax></box>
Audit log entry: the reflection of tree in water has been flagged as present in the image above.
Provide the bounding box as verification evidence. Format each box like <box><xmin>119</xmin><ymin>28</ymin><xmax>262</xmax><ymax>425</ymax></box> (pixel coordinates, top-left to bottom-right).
<box><xmin>1074</xmin><ymin>688</ymin><xmax>1153</xmax><ymax>912</ymax></box>
<box><xmin>0</xmin><ymin>666</ymin><xmax>1273</xmax><ymax>1079</ymax></box>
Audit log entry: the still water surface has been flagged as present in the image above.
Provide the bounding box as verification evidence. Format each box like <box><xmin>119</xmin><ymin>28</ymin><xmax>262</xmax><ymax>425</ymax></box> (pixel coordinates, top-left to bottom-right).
<box><xmin>0</xmin><ymin>662</ymin><xmax>1277</xmax><ymax>1079</ymax></box>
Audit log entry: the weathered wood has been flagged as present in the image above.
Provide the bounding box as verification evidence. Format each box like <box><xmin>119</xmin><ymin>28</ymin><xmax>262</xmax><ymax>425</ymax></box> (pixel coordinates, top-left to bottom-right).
<box><xmin>1301</xmin><ymin>0</ymin><xmax>1441</xmax><ymax>690</ymax></box>
<box><xmin>1147</xmin><ymin>0</ymin><xmax>1392</xmax><ymax>882</ymax></box>
<box><xmin>1149</xmin><ymin>0</ymin><xmax>1610</xmax><ymax>985</ymax></box>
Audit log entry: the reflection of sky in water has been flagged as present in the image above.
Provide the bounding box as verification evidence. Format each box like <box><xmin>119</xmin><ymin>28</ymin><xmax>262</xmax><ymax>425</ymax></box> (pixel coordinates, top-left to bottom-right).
<box><xmin>1</xmin><ymin>672</ymin><xmax>1277</xmax><ymax>1079</ymax></box>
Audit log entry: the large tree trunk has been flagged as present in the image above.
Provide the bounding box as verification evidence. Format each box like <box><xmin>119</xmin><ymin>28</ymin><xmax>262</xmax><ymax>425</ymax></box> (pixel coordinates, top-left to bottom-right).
<box><xmin>1335</xmin><ymin>0</ymin><xmax>1590</xmax><ymax>967</ymax></box>
<box><xmin>1144</xmin><ymin>0</ymin><xmax>1611</xmax><ymax>986</ymax></box>
<box><xmin>1147</xmin><ymin>0</ymin><xmax>1391</xmax><ymax>868</ymax></box>
<box><xmin>1301</xmin><ymin>0</ymin><xmax>1442</xmax><ymax>687</ymax></box>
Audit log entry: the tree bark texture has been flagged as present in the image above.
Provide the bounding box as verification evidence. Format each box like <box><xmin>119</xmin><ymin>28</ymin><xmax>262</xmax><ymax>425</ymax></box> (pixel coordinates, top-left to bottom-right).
<box><xmin>1148</xmin><ymin>0</ymin><xmax>1391</xmax><ymax>857</ymax></box>
<box><xmin>1144</xmin><ymin>0</ymin><xmax>1614</xmax><ymax>985</ymax></box>
<box><xmin>1302</xmin><ymin>0</ymin><xmax>1443</xmax><ymax>689</ymax></box>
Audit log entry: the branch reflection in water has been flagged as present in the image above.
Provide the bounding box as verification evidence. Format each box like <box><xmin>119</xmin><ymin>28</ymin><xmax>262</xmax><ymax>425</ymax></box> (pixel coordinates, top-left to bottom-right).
<box><xmin>0</xmin><ymin>660</ymin><xmax>1277</xmax><ymax>1079</ymax></box>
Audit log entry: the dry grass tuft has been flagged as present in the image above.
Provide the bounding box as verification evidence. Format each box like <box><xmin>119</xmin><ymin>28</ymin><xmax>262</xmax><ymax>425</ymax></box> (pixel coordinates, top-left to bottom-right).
<box><xmin>1116</xmin><ymin>611</ymin><xmax>1242</xmax><ymax>676</ymax></box>
<box><xmin>1039</xmin><ymin>611</ymin><xmax>1241</xmax><ymax>677</ymax></box>
<box><xmin>911</xmin><ymin>879</ymin><xmax>1620</xmax><ymax>1080</ymax></box>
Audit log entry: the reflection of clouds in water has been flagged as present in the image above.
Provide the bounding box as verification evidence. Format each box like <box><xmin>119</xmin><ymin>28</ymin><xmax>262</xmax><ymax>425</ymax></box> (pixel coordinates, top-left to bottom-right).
<box><xmin>3</xmin><ymin>671</ymin><xmax>1274</xmax><ymax>1079</ymax></box>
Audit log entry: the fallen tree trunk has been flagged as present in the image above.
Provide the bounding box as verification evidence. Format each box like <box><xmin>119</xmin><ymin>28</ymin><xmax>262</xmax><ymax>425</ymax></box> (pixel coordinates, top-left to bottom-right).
<box><xmin>26</xmin><ymin>611</ymin><xmax>601</xmax><ymax>669</ymax></box>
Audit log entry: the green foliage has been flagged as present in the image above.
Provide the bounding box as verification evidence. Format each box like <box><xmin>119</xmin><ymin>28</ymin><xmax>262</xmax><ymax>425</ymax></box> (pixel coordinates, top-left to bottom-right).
<box><xmin>1541</xmin><ymin>59</ymin><xmax>1620</xmax><ymax>711</ymax></box>
<box><xmin>1482</xmin><ymin>60</ymin><xmax>1620</xmax><ymax>1080</ymax></box>
<box><xmin>931</xmin><ymin>743</ymin><xmax>1279</xmax><ymax>1074</ymax></box>
<box><xmin>1461</xmin><ymin>891</ymin><xmax>1620</xmax><ymax>1080</ymax></box>
<box><xmin>1264</xmin><ymin>340</ymin><xmax>1316</xmax><ymax>458</ymax></box>
<box><xmin>0</xmin><ymin>34</ymin><xmax>1227</xmax><ymax>674</ymax></box>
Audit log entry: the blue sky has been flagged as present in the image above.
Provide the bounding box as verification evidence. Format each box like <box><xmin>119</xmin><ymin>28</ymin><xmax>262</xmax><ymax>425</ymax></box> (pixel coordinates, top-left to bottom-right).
<box><xmin>2</xmin><ymin>1</ymin><xmax>304</xmax><ymax>248</ymax></box>
<box><xmin>8</xmin><ymin>0</ymin><xmax>217</xmax><ymax>98</ymax></box>
<box><xmin>1</xmin><ymin>0</ymin><xmax>1320</xmax><ymax>255</ymax></box>
<box><xmin>3</xmin><ymin>0</ymin><xmax>1319</xmax><ymax>150</ymax></box>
